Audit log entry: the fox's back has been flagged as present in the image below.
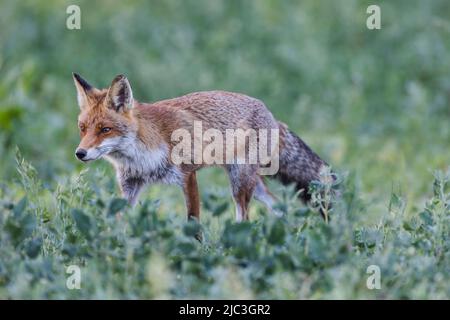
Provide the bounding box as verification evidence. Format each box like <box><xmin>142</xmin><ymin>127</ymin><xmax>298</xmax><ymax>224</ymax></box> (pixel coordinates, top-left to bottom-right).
<box><xmin>141</xmin><ymin>90</ymin><xmax>279</xmax><ymax>133</ymax></box>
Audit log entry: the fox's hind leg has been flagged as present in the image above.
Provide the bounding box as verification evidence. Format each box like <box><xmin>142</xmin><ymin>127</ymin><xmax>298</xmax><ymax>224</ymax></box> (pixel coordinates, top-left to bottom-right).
<box><xmin>254</xmin><ymin>177</ymin><xmax>283</xmax><ymax>217</ymax></box>
<box><xmin>226</xmin><ymin>165</ymin><xmax>258</xmax><ymax>222</ymax></box>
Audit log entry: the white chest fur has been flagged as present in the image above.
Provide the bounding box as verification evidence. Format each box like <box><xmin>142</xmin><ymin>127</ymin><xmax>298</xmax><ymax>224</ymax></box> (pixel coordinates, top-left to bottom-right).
<box><xmin>104</xmin><ymin>136</ymin><xmax>183</xmax><ymax>186</ymax></box>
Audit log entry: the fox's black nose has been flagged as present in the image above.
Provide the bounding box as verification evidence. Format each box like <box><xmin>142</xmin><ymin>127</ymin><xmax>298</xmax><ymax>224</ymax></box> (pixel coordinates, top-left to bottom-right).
<box><xmin>75</xmin><ymin>149</ymin><xmax>87</xmax><ymax>160</ymax></box>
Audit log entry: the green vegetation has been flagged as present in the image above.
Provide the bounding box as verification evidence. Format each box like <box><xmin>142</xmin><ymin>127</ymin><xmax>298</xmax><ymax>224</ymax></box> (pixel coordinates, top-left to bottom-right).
<box><xmin>0</xmin><ymin>0</ymin><xmax>449</xmax><ymax>299</ymax></box>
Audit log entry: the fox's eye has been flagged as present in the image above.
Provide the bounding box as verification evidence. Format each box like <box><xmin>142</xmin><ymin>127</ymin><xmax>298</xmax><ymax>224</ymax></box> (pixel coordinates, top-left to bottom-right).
<box><xmin>101</xmin><ymin>127</ymin><xmax>112</xmax><ymax>133</ymax></box>
<box><xmin>79</xmin><ymin>125</ymin><xmax>86</xmax><ymax>132</ymax></box>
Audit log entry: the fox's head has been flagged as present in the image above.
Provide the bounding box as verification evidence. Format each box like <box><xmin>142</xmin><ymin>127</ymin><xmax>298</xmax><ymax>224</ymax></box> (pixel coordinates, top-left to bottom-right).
<box><xmin>73</xmin><ymin>73</ymin><xmax>137</xmax><ymax>162</ymax></box>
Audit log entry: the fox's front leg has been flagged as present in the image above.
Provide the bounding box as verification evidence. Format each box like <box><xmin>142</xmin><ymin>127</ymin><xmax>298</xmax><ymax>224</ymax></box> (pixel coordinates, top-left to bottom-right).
<box><xmin>182</xmin><ymin>172</ymin><xmax>202</xmax><ymax>242</ymax></box>
<box><xmin>182</xmin><ymin>172</ymin><xmax>200</xmax><ymax>221</ymax></box>
<box><xmin>119</xmin><ymin>176</ymin><xmax>145</xmax><ymax>206</ymax></box>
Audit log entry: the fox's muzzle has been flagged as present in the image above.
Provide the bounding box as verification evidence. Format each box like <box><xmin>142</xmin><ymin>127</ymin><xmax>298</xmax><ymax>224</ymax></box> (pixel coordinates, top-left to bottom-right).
<box><xmin>75</xmin><ymin>148</ymin><xmax>87</xmax><ymax>161</ymax></box>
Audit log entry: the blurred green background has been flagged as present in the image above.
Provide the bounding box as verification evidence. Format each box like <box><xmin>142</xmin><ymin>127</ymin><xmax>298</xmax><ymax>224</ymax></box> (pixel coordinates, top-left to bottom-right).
<box><xmin>0</xmin><ymin>0</ymin><xmax>450</xmax><ymax>299</ymax></box>
<box><xmin>1</xmin><ymin>0</ymin><xmax>449</xmax><ymax>220</ymax></box>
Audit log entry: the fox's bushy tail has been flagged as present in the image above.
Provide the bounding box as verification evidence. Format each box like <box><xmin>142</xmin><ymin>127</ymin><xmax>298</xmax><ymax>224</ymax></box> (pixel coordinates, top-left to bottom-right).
<box><xmin>272</xmin><ymin>122</ymin><xmax>329</xmax><ymax>203</ymax></box>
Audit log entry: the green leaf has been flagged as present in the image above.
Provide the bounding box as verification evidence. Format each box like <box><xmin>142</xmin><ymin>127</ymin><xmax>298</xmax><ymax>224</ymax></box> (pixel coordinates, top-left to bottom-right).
<box><xmin>419</xmin><ymin>211</ymin><xmax>434</xmax><ymax>226</ymax></box>
<box><xmin>177</xmin><ymin>241</ymin><xmax>197</xmax><ymax>254</ymax></box>
<box><xmin>268</xmin><ymin>219</ymin><xmax>286</xmax><ymax>245</ymax></box>
<box><xmin>222</xmin><ymin>221</ymin><xmax>253</xmax><ymax>249</ymax></box>
<box><xmin>62</xmin><ymin>243</ymin><xmax>78</xmax><ymax>258</ymax></box>
<box><xmin>13</xmin><ymin>197</ymin><xmax>27</xmax><ymax>219</ymax></box>
<box><xmin>25</xmin><ymin>237</ymin><xmax>42</xmax><ymax>258</ymax></box>
<box><xmin>71</xmin><ymin>209</ymin><xmax>92</xmax><ymax>239</ymax></box>
<box><xmin>5</xmin><ymin>212</ymin><xmax>36</xmax><ymax>246</ymax></box>
<box><xmin>274</xmin><ymin>203</ymin><xmax>288</xmax><ymax>215</ymax></box>
<box><xmin>0</xmin><ymin>105</ymin><xmax>23</xmax><ymax>131</ymax></box>
<box><xmin>108</xmin><ymin>198</ymin><xmax>128</xmax><ymax>216</ymax></box>
<box><xmin>403</xmin><ymin>218</ymin><xmax>420</xmax><ymax>231</ymax></box>
<box><xmin>183</xmin><ymin>219</ymin><xmax>202</xmax><ymax>237</ymax></box>
<box><xmin>212</xmin><ymin>202</ymin><xmax>228</xmax><ymax>217</ymax></box>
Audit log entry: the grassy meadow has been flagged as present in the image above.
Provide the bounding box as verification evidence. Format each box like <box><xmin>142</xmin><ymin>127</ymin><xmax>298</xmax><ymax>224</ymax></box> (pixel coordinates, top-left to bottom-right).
<box><xmin>0</xmin><ymin>0</ymin><xmax>449</xmax><ymax>299</ymax></box>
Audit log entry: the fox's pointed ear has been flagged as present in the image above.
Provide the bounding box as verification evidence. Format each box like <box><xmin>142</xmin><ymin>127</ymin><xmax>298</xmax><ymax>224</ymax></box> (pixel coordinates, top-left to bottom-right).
<box><xmin>106</xmin><ymin>74</ymin><xmax>134</xmax><ymax>112</ymax></box>
<box><xmin>72</xmin><ymin>72</ymin><xmax>93</xmax><ymax>110</ymax></box>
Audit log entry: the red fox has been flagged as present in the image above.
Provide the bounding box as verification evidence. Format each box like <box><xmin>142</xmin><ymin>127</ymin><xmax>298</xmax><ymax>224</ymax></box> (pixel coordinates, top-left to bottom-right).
<box><xmin>73</xmin><ymin>73</ymin><xmax>330</xmax><ymax>222</ymax></box>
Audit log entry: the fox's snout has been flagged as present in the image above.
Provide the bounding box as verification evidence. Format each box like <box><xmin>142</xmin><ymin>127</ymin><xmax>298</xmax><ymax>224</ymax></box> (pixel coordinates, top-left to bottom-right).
<box><xmin>75</xmin><ymin>148</ymin><xmax>87</xmax><ymax>161</ymax></box>
<box><xmin>75</xmin><ymin>137</ymin><xmax>121</xmax><ymax>162</ymax></box>
<box><xmin>74</xmin><ymin>146</ymin><xmax>103</xmax><ymax>162</ymax></box>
